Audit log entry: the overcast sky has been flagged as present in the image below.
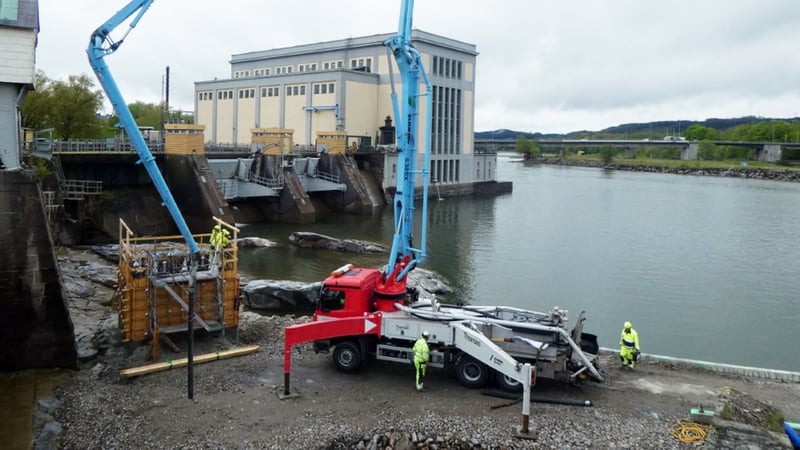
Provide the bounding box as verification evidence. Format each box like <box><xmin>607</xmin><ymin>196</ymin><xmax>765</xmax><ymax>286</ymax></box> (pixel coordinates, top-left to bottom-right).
<box><xmin>36</xmin><ymin>0</ymin><xmax>800</xmax><ymax>134</ymax></box>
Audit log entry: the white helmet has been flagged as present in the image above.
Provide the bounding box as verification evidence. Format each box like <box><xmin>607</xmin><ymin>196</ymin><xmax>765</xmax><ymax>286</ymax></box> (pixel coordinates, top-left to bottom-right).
<box><xmin>421</xmin><ymin>331</ymin><xmax>430</xmax><ymax>339</ymax></box>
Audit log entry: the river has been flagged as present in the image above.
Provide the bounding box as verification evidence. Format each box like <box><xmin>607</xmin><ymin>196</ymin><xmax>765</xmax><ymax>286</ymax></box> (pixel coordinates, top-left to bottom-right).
<box><xmin>238</xmin><ymin>153</ymin><xmax>800</xmax><ymax>372</ymax></box>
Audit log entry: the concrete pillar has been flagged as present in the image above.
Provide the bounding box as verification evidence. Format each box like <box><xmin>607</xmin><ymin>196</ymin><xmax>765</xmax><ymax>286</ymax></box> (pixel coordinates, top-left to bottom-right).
<box><xmin>759</xmin><ymin>144</ymin><xmax>782</xmax><ymax>162</ymax></box>
<box><xmin>623</xmin><ymin>147</ymin><xmax>634</xmax><ymax>158</ymax></box>
<box><xmin>0</xmin><ymin>84</ymin><xmax>21</xmax><ymax>170</ymax></box>
<box><xmin>681</xmin><ymin>142</ymin><xmax>698</xmax><ymax>160</ymax></box>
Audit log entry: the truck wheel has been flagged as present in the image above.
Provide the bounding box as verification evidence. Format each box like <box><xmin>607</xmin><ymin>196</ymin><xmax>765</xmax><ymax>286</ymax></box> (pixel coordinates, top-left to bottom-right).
<box><xmin>495</xmin><ymin>372</ymin><xmax>523</xmax><ymax>392</ymax></box>
<box><xmin>333</xmin><ymin>341</ymin><xmax>361</xmax><ymax>372</ymax></box>
<box><xmin>455</xmin><ymin>355</ymin><xmax>490</xmax><ymax>388</ymax></box>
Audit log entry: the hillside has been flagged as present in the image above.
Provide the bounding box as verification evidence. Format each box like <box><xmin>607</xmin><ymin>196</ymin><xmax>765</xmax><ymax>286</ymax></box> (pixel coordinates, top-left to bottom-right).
<box><xmin>476</xmin><ymin>116</ymin><xmax>800</xmax><ymax>140</ymax></box>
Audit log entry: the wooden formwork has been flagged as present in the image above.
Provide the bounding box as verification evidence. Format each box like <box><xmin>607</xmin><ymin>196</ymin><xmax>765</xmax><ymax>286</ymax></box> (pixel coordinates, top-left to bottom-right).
<box><xmin>117</xmin><ymin>218</ymin><xmax>240</xmax><ymax>355</ymax></box>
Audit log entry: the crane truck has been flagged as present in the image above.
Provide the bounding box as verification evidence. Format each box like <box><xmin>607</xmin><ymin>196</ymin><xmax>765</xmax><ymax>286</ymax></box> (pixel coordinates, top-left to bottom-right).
<box><xmin>283</xmin><ymin>0</ymin><xmax>604</xmax><ymax>396</ymax></box>
<box><xmin>87</xmin><ymin>0</ymin><xmax>203</xmax><ymax>398</ymax></box>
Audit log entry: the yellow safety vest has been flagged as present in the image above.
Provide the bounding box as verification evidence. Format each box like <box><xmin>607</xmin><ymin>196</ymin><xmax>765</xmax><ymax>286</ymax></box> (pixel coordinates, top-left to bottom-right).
<box><xmin>413</xmin><ymin>338</ymin><xmax>429</xmax><ymax>363</ymax></box>
<box><xmin>620</xmin><ymin>328</ymin><xmax>640</xmax><ymax>350</ymax></box>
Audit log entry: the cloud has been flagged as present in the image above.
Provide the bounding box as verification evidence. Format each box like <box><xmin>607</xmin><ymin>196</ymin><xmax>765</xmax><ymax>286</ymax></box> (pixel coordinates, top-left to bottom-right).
<box><xmin>36</xmin><ymin>0</ymin><xmax>800</xmax><ymax>134</ymax></box>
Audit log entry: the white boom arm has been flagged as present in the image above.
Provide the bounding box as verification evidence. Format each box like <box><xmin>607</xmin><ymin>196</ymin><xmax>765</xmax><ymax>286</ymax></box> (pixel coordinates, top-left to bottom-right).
<box><xmin>450</xmin><ymin>321</ymin><xmax>529</xmax><ymax>385</ymax></box>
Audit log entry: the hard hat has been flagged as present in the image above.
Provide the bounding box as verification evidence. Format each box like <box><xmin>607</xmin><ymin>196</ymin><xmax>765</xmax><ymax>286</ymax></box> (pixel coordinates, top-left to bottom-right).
<box><xmin>213</xmin><ymin>224</ymin><xmax>221</xmax><ymax>230</ymax></box>
<box><xmin>421</xmin><ymin>331</ymin><xmax>430</xmax><ymax>339</ymax></box>
<box><xmin>624</xmin><ymin>321</ymin><xmax>632</xmax><ymax>329</ymax></box>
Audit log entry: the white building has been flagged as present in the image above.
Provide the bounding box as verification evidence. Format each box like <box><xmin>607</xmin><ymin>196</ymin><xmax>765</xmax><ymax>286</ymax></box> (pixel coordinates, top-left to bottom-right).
<box><xmin>0</xmin><ymin>0</ymin><xmax>38</xmax><ymax>170</ymax></box>
<box><xmin>195</xmin><ymin>30</ymin><xmax>498</xmax><ymax>186</ymax></box>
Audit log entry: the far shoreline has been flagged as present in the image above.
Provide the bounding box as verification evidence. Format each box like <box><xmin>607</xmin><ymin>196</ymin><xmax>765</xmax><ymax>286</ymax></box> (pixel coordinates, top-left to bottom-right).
<box><xmin>521</xmin><ymin>156</ymin><xmax>800</xmax><ymax>183</ymax></box>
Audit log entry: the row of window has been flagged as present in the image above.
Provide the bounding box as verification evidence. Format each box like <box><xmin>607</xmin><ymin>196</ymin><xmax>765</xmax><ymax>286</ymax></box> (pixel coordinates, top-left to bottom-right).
<box><xmin>431</xmin><ymin>56</ymin><xmax>463</xmax><ymax>80</ymax></box>
<box><xmin>232</xmin><ymin>57</ymin><xmax>372</xmax><ymax>79</ymax></box>
<box><xmin>431</xmin><ymin>86</ymin><xmax>462</xmax><ymax>155</ymax></box>
<box><xmin>198</xmin><ymin>82</ymin><xmax>337</xmax><ymax>101</ymax></box>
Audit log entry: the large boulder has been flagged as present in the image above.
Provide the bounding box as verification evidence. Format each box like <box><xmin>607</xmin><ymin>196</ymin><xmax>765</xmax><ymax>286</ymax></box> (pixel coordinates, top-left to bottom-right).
<box><xmin>236</xmin><ymin>237</ymin><xmax>277</xmax><ymax>248</ymax></box>
<box><xmin>242</xmin><ymin>280</ymin><xmax>322</xmax><ymax>310</ymax></box>
<box><xmin>406</xmin><ymin>268</ymin><xmax>452</xmax><ymax>298</ymax></box>
<box><xmin>288</xmin><ymin>232</ymin><xmax>387</xmax><ymax>253</ymax></box>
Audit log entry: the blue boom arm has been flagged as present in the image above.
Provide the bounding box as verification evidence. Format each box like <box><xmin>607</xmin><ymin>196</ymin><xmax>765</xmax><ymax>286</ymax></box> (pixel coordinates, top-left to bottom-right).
<box><xmin>87</xmin><ymin>0</ymin><xmax>199</xmax><ymax>254</ymax></box>
<box><xmin>381</xmin><ymin>0</ymin><xmax>432</xmax><ymax>288</ymax></box>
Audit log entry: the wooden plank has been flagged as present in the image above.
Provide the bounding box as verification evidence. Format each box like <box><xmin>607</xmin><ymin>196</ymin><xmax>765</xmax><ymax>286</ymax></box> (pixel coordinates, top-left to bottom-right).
<box><xmin>120</xmin><ymin>345</ymin><xmax>260</xmax><ymax>378</ymax></box>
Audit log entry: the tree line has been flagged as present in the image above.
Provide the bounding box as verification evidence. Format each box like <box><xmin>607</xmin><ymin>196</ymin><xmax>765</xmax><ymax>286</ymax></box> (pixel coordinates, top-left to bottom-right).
<box><xmin>21</xmin><ymin>71</ymin><xmax>192</xmax><ymax>140</ymax></box>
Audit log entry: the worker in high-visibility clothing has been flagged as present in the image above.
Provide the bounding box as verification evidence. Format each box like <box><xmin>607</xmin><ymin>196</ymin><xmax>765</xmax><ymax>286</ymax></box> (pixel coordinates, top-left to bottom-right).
<box><xmin>413</xmin><ymin>331</ymin><xmax>430</xmax><ymax>391</ymax></box>
<box><xmin>619</xmin><ymin>321</ymin><xmax>640</xmax><ymax>369</ymax></box>
<box><xmin>209</xmin><ymin>224</ymin><xmax>223</xmax><ymax>268</ymax></box>
<box><xmin>209</xmin><ymin>224</ymin><xmax>222</xmax><ymax>248</ymax></box>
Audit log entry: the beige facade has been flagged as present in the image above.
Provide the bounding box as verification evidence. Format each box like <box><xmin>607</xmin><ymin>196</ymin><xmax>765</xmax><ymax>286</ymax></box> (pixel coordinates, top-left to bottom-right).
<box><xmin>194</xmin><ymin>30</ymin><xmax>491</xmax><ymax>184</ymax></box>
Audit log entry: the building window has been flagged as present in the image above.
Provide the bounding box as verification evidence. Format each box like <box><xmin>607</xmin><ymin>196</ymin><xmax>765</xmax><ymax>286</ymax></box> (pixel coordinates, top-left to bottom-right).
<box><xmin>323</xmin><ymin>62</ymin><xmax>329</xmax><ymax>70</ymax></box>
<box><xmin>300</xmin><ymin>86</ymin><xmax>306</xmax><ymax>95</ymax></box>
<box><xmin>321</xmin><ymin>84</ymin><xmax>327</xmax><ymax>94</ymax></box>
<box><xmin>292</xmin><ymin>86</ymin><xmax>298</xmax><ymax>95</ymax></box>
<box><xmin>328</xmin><ymin>83</ymin><xmax>334</xmax><ymax>94</ymax></box>
<box><xmin>350</xmin><ymin>57</ymin><xmax>372</xmax><ymax>73</ymax></box>
<box><xmin>314</xmin><ymin>84</ymin><xmax>320</xmax><ymax>94</ymax></box>
<box><xmin>286</xmin><ymin>86</ymin><xmax>291</xmax><ymax>96</ymax></box>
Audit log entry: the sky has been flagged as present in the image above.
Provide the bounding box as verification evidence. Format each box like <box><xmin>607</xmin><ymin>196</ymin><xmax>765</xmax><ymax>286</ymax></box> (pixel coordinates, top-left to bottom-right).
<box><xmin>35</xmin><ymin>0</ymin><xmax>800</xmax><ymax>134</ymax></box>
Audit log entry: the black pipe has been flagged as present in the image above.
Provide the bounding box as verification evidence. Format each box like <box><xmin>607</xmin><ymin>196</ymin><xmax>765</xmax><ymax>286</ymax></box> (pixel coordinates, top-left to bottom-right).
<box><xmin>533</xmin><ymin>397</ymin><xmax>592</xmax><ymax>407</ymax></box>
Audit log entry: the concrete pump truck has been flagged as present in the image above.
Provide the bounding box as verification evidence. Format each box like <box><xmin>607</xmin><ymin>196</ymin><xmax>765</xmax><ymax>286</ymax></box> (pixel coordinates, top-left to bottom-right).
<box><xmin>283</xmin><ymin>0</ymin><xmax>604</xmax><ymax>395</ymax></box>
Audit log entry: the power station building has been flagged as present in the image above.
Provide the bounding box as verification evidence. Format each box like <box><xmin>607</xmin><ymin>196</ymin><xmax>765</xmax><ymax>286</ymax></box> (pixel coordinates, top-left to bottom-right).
<box><xmin>194</xmin><ymin>30</ymin><xmax>498</xmax><ymax>186</ymax></box>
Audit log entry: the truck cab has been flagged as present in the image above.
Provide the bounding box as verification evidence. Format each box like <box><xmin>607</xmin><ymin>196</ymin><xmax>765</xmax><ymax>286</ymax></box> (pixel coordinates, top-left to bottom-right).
<box><xmin>315</xmin><ymin>265</ymin><xmax>380</xmax><ymax>320</ymax></box>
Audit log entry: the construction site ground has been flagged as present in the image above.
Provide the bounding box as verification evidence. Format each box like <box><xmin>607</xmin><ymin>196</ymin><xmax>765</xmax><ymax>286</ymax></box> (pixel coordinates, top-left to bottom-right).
<box><xmin>3</xmin><ymin>249</ymin><xmax>799</xmax><ymax>449</ymax></box>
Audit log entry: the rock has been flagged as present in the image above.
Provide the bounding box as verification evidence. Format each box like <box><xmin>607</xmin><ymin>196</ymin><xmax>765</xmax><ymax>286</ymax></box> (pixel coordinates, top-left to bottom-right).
<box><xmin>242</xmin><ymin>279</ymin><xmax>322</xmax><ymax>310</ymax></box>
<box><xmin>34</xmin><ymin>421</ymin><xmax>62</xmax><ymax>450</ymax></box>
<box><xmin>288</xmin><ymin>231</ymin><xmax>387</xmax><ymax>253</ymax></box>
<box><xmin>236</xmin><ymin>237</ymin><xmax>277</xmax><ymax>248</ymax></box>
<box><xmin>74</xmin><ymin>327</ymin><xmax>98</xmax><ymax>362</ymax></box>
<box><xmin>406</xmin><ymin>268</ymin><xmax>453</xmax><ymax>297</ymax></box>
<box><xmin>91</xmin><ymin>244</ymin><xmax>119</xmax><ymax>262</ymax></box>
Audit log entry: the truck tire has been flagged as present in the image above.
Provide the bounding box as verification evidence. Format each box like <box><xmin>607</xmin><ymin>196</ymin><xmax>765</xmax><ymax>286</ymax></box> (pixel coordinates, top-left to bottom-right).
<box><xmin>333</xmin><ymin>341</ymin><xmax>361</xmax><ymax>372</ymax></box>
<box><xmin>495</xmin><ymin>372</ymin><xmax>523</xmax><ymax>393</ymax></box>
<box><xmin>455</xmin><ymin>355</ymin><xmax>490</xmax><ymax>388</ymax></box>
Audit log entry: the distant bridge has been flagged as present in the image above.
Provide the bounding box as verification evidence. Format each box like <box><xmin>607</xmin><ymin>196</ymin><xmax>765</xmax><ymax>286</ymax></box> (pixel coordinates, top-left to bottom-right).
<box><xmin>474</xmin><ymin>138</ymin><xmax>800</xmax><ymax>162</ymax></box>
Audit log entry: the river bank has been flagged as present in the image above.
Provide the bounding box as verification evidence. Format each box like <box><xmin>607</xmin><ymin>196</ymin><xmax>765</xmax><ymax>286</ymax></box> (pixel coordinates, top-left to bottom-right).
<box><xmin>528</xmin><ymin>156</ymin><xmax>800</xmax><ymax>182</ymax></box>
<box><xmin>8</xmin><ymin>248</ymin><xmax>799</xmax><ymax>449</ymax></box>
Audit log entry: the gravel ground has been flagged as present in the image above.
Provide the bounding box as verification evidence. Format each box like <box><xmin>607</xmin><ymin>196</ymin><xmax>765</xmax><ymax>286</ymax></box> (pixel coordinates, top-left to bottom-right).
<box><xmin>41</xmin><ymin>249</ymin><xmax>800</xmax><ymax>449</ymax></box>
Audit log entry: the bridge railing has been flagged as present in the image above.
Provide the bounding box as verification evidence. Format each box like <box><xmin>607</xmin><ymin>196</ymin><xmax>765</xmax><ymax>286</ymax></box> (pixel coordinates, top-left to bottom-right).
<box><xmin>245</xmin><ymin>173</ymin><xmax>285</xmax><ymax>190</ymax></box>
<box><xmin>313</xmin><ymin>170</ymin><xmax>340</xmax><ymax>184</ymax></box>
<box><xmin>51</xmin><ymin>139</ymin><xmax>164</xmax><ymax>153</ymax></box>
<box><xmin>62</xmin><ymin>179</ymin><xmax>103</xmax><ymax>200</ymax></box>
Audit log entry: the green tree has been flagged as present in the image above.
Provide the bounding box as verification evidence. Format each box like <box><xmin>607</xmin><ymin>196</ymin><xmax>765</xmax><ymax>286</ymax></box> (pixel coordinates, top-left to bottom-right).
<box><xmin>21</xmin><ymin>72</ymin><xmax>105</xmax><ymax>139</ymax></box>
<box><xmin>599</xmin><ymin>145</ymin><xmax>616</xmax><ymax>164</ymax></box>
<box><xmin>128</xmin><ymin>101</ymin><xmax>164</xmax><ymax>129</ymax></box>
<box><xmin>20</xmin><ymin>71</ymin><xmax>51</xmax><ymax>131</ymax></box>
<box><xmin>683</xmin><ymin>124</ymin><xmax>719</xmax><ymax>141</ymax></box>
<box><xmin>514</xmin><ymin>135</ymin><xmax>540</xmax><ymax>160</ymax></box>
